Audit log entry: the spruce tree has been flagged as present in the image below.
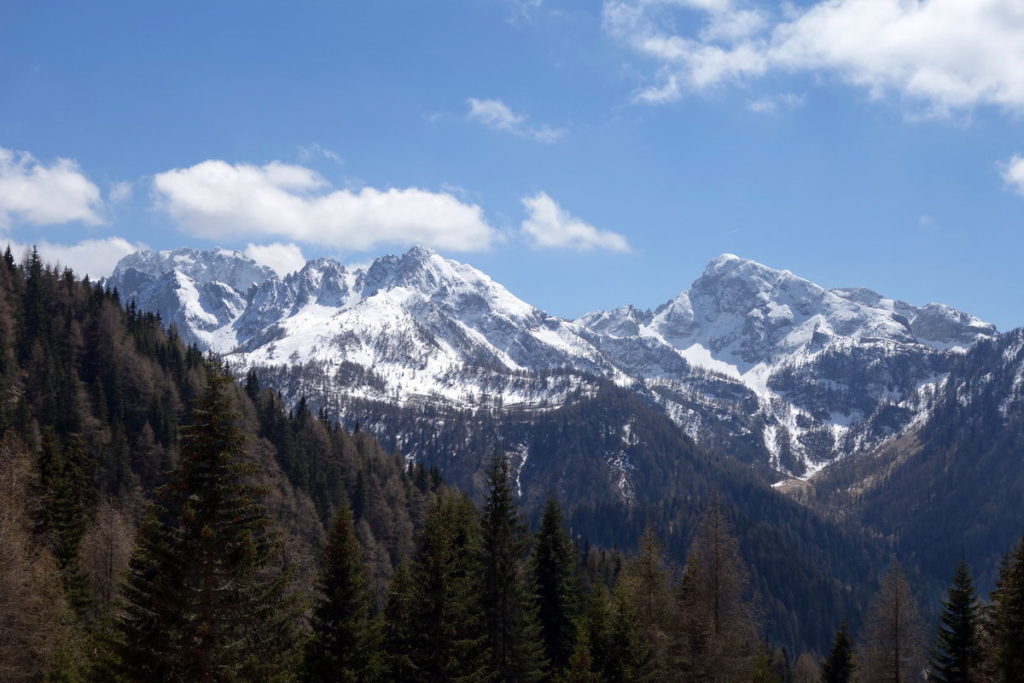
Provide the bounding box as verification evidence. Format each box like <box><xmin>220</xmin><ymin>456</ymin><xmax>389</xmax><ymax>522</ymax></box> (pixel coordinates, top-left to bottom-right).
<box><xmin>410</xmin><ymin>492</ymin><xmax>487</xmax><ymax>682</ymax></box>
<box><xmin>477</xmin><ymin>455</ymin><xmax>548</xmax><ymax>682</ymax></box>
<box><xmin>988</xmin><ymin>536</ymin><xmax>1024</xmax><ymax>681</ymax></box>
<box><xmin>821</xmin><ymin>620</ymin><xmax>854</xmax><ymax>683</ymax></box>
<box><xmin>557</xmin><ymin>630</ymin><xmax>601</xmax><ymax>683</ymax></box>
<box><xmin>533</xmin><ymin>497</ymin><xmax>580</xmax><ymax>673</ymax></box>
<box><xmin>113</xmin><ymin>368</ymin><xmax>301</xmax><ymax>680</ymax></box>
<box><xmin>582</xmin><ymin>587</ymin><xmax>652</xmax><ymax>682</ymax></box>
<box><xmin>382</xmin><ymin>560</ymin><xmax>418</xmax><ymax>681</ymax></box>
<box><xmin>929</xmin><ymin>561</ymin><xmax>982</xmax><ymax>682</ymax></box>
<box><xmin>303</xmin><ymin>499</ymin><xmax>379</xmax><ymax>682</ymax></box>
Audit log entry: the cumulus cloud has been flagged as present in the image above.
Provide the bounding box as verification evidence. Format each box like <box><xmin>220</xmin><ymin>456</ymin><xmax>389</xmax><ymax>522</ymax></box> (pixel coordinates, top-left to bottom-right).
<box><xmin>152</xmin><ymin>159</ymin><xmax>496</xmax><ymax>252</ymax></box>
<box><xmin>244</xmin><ymin>242</ymin><xmax>307</xmax><ymax>276</ymax></box>
<box><xmin>467</xmin><ymin>98</ymin><xmax>567</xmax><ymax>143</ymax></box>
<box><xmin>521</xmin><ymin>192</ymin><xmax>630</xmax><ymax>252</ymax></box>
<box><xmin>999</xmin><ymin>155</ymin><xmax>1024</xmax><ymax>195</ymax></box>
<box><xmin>604</xmin><ymin>0</ymin><xmax>1024</xmax><ymax>115</ymax></box>
<box><xmin>4</xmin><ymin>237</ymin><xmax>144</xmax><ymax>278</ymax></box>
<box><xmin>0</xmin><ymin>147</ymin><xmax>104</xmax><ymax>227</ymax></box>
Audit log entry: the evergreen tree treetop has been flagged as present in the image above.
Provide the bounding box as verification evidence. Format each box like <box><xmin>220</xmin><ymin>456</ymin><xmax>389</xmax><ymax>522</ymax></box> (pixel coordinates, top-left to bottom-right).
<box><xmin>928</xmin><ymin>560</ymin><xmax>982</xmax><ymax>683</ymax></box>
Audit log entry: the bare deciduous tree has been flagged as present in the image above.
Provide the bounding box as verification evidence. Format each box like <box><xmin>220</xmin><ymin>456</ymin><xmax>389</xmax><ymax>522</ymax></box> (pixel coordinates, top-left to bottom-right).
<box><xmin>858</xmin><ymin>562</ymin><xmax>926</xmax><ymax>683</ymax></box>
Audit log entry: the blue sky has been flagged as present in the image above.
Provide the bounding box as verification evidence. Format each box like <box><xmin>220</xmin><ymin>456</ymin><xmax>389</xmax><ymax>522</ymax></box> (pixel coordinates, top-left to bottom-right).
<box><xmin>2</xmin><ymin>0</ymin><xmax>1023</xmax><ymax>329</ymax></box>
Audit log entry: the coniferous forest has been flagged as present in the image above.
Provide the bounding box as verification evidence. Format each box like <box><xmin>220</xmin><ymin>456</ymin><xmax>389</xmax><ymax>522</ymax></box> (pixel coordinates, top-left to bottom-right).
<box><xmin>3</xmin><ymin>248</ymin><xmax>1024</xmax><ymax>683</ymax></box>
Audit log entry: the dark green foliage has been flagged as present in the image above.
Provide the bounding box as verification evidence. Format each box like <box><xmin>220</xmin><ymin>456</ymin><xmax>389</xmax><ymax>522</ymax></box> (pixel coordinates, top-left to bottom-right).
<box><xmin>988</xmin><ymin>536</ymin><xmax>1024</xmax><ymax>681</ymax></box>
<box><xmin>534</xmin><ymin>497</ymin><xmax>580</xmax><ymax>673</ymax></box>
<box><xmin>477</xmin><ymin>455</ymin><xmax>548</xmax><ymax>681</ymax></box>
<box><xmin>381</xmin><ymin>560</ymin><xmax>418</xmax><ymax>681</ymax></box>
<box><xmin>929</xmin><ymin>561</ymin><xmax>982</xmax><ymax>682</ymax></box>
<box><xmin>406</xmin><ymin>492</ymin><xmax>488</xmax><ymax>682</ymax></box>
<box><xmin>113</xmin><ymin>369</ymin><xmax>301</xmax><ymax>680</ymax></box>
<box><xmin>580</xmin><ymin>588</ymin><xmax>651</xmax><ymax>682</ymax></box>
<box><xmin>304</xmin><ymin>500</ymin><xmax>379</xmax><ymax>682</ymax></box>
<box><xmin>556</xmin><ymin>630</ymin><xmax>601</xmax><ymax>683</ymax></box>
<box><xmin>821</xmin><ymin>621</ymin><xmax>854</xmax><ymax>683</ymax></box>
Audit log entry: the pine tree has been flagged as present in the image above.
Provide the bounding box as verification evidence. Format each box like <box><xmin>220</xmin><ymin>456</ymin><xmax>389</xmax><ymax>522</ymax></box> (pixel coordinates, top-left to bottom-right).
<box><xmin>303</xmin><ymin>499</ymin><xmax>379</xmax><ymax>682</ymax></box>
<box><xmin>113</xmin><ymin>368</ymin><xmax>301</xmax><ymax>680</ymax></box>
<box><xmin>988</xmin><ymin>536</ymin><xmax>1024</xmax><ymax>681</ymax></box>
<box><xmin>859</xmin><ymin>561</ymin><xmax>926</xmax><ymax>683</ymax></box>
<box><xmin>821</xmin><ymin>620</ymin><xmax>854</xmax><ymax>683</ymax></box>
<box><xmin>477</xmin><ymin>455</ymin><xmax>548</xmax><ymax>682</ymax></box>
<box><xmin>533</xmin><ymin>497</ymin><xmax>580</xmax><ymax>673</ymax></box>
<box><xmin>929</xmin><ymin>561</ymin><xmax>982</xmax><ymax>682</ymax></box>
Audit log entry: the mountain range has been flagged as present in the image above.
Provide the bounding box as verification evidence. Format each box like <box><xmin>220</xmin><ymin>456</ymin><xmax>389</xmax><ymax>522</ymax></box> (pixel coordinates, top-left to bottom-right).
<box><xmin>106</xmin><ymin>245</ymin><xmax>995</xmax><ymax>479</ymax></box>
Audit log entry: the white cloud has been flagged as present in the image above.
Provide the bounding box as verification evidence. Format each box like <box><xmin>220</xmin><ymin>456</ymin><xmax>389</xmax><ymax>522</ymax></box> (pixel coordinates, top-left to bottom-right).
<box><xmin>297</xmin><ymin>144</ymin><xmax>343</xmax><ymax>164</ymax></box>
<box><xmin>999</xmin><ymin>155</ymin><xmax>1024</xmax><ymax>195</ymax></box>
<box><xmin>0</xmin><ymin>147</ymin><xmax>103</xmax><ymax>228</ymax></box>
<box><xmin>521</xmin><ymin>192</ymin><xmax>630</xmax><ymax>252</ymax></box>
<box><xmin>747</xmin><ymin>92</ymin><xmax>804</xmax><ymax>114</ymax></box>
<box><xmin>109</xmin><ymin>181</ymin><xmax>133</xmax><ymax>203</ymax></box>
<box><xmin>604</xmin><ymin>0</ymin><xmax>1024</xmax><ymax>115</ymax></box>
<box><xmin>152</xmin><ymin>159</ymin><xmax>496</xmax><ymax>252</ymax></box>
<box><xmin>4</xmin><ymin>237</ymin><xmax>144</xmax><ymax>278</ymax></box>
<box><xmin>467</xmin><ymin>98</ymin><xmax>567</xmax><ymax>142</ymax></box>
<box><xmin>244</xmin><ymin>242</ymin><xmax>307</xmax><ymax>277</ymax></box>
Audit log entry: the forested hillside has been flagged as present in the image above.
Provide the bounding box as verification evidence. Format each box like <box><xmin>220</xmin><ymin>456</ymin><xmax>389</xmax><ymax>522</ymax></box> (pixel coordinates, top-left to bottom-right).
<box><xmin>0</xmin><ymin>248</ymin><xmax>436</xmax><ymax>677</ymax></box>
<box><xmin>816</xmin><ymin>329</ymin><xmax>1024</xmax><ymax>600</ymax></box>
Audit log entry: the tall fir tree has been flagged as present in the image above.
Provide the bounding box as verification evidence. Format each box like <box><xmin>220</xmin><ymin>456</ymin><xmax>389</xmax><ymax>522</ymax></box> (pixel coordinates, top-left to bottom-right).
<box><xmin>929</xmin><ymin>561</ymin><xmax>982</xmax><ymax>682</ymax></box>
<box><xmin>303</xmin><ymin>499</ymin><xmax>380</xmax><ymax>683</ymax></box>
<box><xmin>581</xmin><ymin>587</ymin><xmax>652</xmax><ymax>682</ymax></box>
<box><xmin>533</xmin><ymin>497</ymin><xmax>580</xmax><ymax>674</ymax></box>
<box><xmin>988</xmin><ymin>536</ymin><xmax>1024</xmax><ymax>681</ymax></box>
<box><xmin>113</xmin><ymin>368</ymin><xmax>301</xmax><ymax>680</ymax></box>
<box><xmin>821</xmin><ymin>621</ymin><xmax>854</xmax><ymax>683</ymax></box>
<box><xmin>381</xmin><ymin>559</ymin><xmax>418</xmax><ymax>681</ymax></box>
<box><xmin>409</xmin><ymin>492</ymin><xmax>488</xmax><ymax>682</ymax></box>
<box><xmin>477</xmin><ymin>455</ymin><xmax>548</xmax><ymax>682</ymax></box>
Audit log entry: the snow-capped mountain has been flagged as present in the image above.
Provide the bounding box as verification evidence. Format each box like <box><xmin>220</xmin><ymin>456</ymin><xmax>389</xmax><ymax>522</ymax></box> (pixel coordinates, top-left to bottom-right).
<box><xmin>104</xmin><ymin>246</ymin><xmax>996</xmax><ymax>478</ymax></box>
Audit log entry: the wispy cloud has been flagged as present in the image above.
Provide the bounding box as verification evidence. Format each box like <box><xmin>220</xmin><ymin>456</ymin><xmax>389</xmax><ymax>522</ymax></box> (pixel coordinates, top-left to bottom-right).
<box><xmin>467</xmin><ymin>98</ymin><xmax>567</xmax><ymax>143</ymax></box>
<box><xmin>297</xmin><ymin>143</ymin><xmax>343</xmax><ymax>164</ymax></box>
<box><xmin>109</xmin><ymin>180</ymin><xmax>134</xmax><ymax>203</ymax></box>
<box><xmin>0</xmin><ymin>147</ymin><xmax>104</xmax><ymax>227</ymax></box>
<box><xmin>152</xmin><ymin>159</ymin><xmax>496</xmax><ymax>252</ymax></box>
<box><xmin>747</xmin><ymin>92</ymin><xmax>804</xmax><ymax>114</ymax></box>
<box><xmin>521</xmin><ymin>192</ymin><xmax>630</xmax><ymax>252</ymax></box>
<box><xmin>604</xmin><ymin>0</ymin><xmax>1024</xmax><ymax>116</ymax></box>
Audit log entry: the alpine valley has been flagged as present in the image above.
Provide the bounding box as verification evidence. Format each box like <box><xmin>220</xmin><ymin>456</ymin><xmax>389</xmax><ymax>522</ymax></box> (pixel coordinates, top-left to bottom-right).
<box><xmin>102</xmin><ymin>245</ymin><xmax>1021</xmax><ymax>651</ymax></box>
